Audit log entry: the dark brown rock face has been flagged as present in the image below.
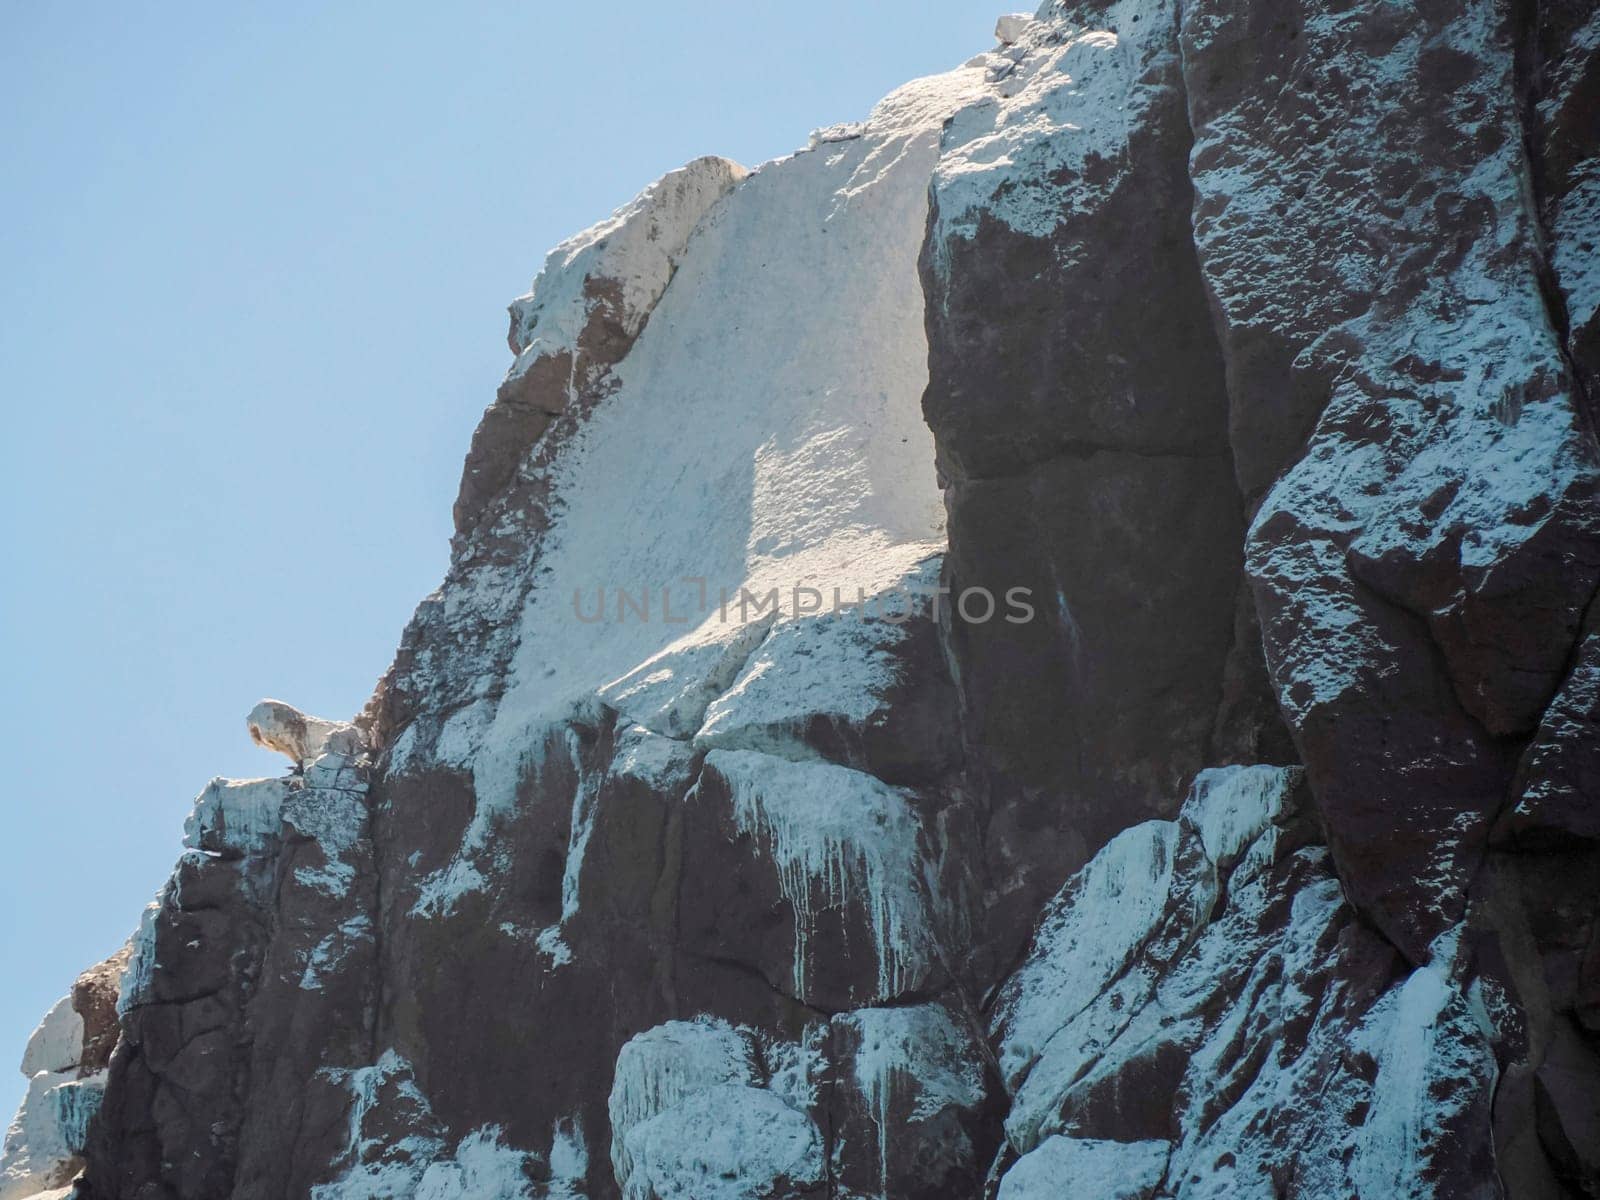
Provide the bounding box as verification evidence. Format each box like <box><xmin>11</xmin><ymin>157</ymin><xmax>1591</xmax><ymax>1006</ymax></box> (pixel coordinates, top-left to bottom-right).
<box><xmin>1180</xmin><ymin>0</ymin><xmax>1600</xmax><ymax>966</ymax></box>
<box><xmin>71</xmin><ymin>951</ymin><xmax>130</xmax><ymax>1080</ymax></box>
<box><xmin>921</xmin><ymin>0</ymin><xmax>1266</xmax><ymax>974</ymax></box>
<box><xmin>86</xmin><ymin>761</ymin><xmax>380</xmax><ymax>1200</ymax></box>
<box><xmin>90</xmin><ymin>815</ymin><xmax>285</xmax><ymax>1200</ymax></box>
<box><xmin>17</xmin><ymin>3</ymin><xmax>1600</xmax><ymax>1199</ymax></box>
<box><xmin>1501</xmin><ymin>595</ymin><xmax>1600</xmax><ymax>846</ymax></box>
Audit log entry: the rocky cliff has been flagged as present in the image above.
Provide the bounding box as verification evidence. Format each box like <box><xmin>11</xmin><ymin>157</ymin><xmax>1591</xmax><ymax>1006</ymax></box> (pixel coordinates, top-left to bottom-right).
<box><xmin>7</xmin><ymin>1</ymin><xmax>1600</xmax><ymax>1197</ymax></box>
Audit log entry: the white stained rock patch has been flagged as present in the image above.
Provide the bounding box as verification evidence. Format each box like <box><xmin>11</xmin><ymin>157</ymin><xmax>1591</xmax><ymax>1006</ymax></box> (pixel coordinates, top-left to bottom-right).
<box><xmin>0</xmin><ymin>1070</ymin><xmax>104</xmax><ymax>1200</ymax></box>
<box><xmin>299</xmin><ymin>915</ymin><xmax>374</xmax><ymax>992</ymax></box>
<box><xmin>413</xmin><ymin>1127</ymin><xmax>540</xmax><ymax>1200</ymax></box>
<box><xmin>1350</xmin><ymin>956</ymin><xmax>1498</xmax><ymax>1200</ymax></box>
<box><xmin>3</xmin><ymin>994</ymin><xmax>96</xmax><ymax>1200</ymax></box>
<box><xmin>1180</xmin><ymin>764</ymin><xmax>1302</xmax><ymax>877</ymax></box>
<box><xmin>287</xmin><ymin>754</ymin><xmax>371</xmax><ymax>901</ymax></box>
<box><xmin>841</xmin><ymin>1004</ymin><xmax>988</xmax><ymax>1196</ymax></box>
<box><xmin>18</xmin><ymin>1001</ymin><xmax>81</xmax><ymax>1081</ymax></box>
<box><xmin>992</xmin><ymin>764</ymin><xmax>1303</xmax><ymax>1146</ymax></box>
<box><xmin>312</xmin><ymin>1052</ymin><xmax>568</xmax><ymax>1200</ymax></box>
<box><xmin>6</xmin><ymin>955</ymin><xmax>129</xmax><ymax>1199</ymax></box>
<box><xmin>423</xmin><ymin>56</ymin><xmax>996</xmax><ymax>911</ymax></box>
<box><xmin>505</xmin><ymin>155</ymin><xmax>749</xmax><ymax>381</ymax></box>
<box><xmin>711</xmin><ymin>749</ymin><xmax>939</xmax><ymax>1002</ymax></box>
<box><xmin>607</xmin><ymin>1018</ymin><xmax>756</xmax><ymax>1188</ymax></box>
<box><xmin>992</xmin><ymin>764</ymin><xmax>1305</xmax><ymax>1094</ymax></box>
<box><xmin>935</xmin><ymin>0</ymin><xmax>1170</xmax><ymax>244</ymax></box>
<box><xmin>998</xmin><ymin>1136</ymin><xmax>1171</xmax><ymax>1200</ymax></box>
<box><xmin>846</xmin><ymin>1005</ymin><xmax>986</xmax><ymax>1126</ymax></box>
<box><xmin>620</xmin><ymin>1086</ymin><xmax>821</xmax><ymax>1200</ymax></box>
<box><xmin>1552</xmin><ymin>172</ymin><xmax>1600</xmax><ymax>337</ymax></box>
<box><xmin>608</xmin><ymin>1019</ymin><xmax>826</xmax><ymax>1200</ymax></box>
<box><xmin>310</xmin><ymin>1051</ymin><xmax>446</xmax><ymax>1200</ymax></box>
<box><xmin>983</xmin><ymin>761</ymin><xmax>1501</xmax><ymax>1195</ymax></box>
<box><xmin>693</xmin><ymin>555</ymin><xmax>939</xmax><ymax>761</ymax></box>
<box><xmin>991</xmin><ymin>820</ymin><xmax>1183</xmax><ymax>1087</ymax></box>
<box><xmin>117</xmin><ymin>897</ymin><xmax>163</xmax><ymax>1019</ymax></box>
<box><xmin>247</xmin><ymin>699</ymin><xmax>363</xmax><ymax>769</ymax></box>
<box><xmin>546</xmin><ymin>1116</ymin><xmax>588</xmax><ymax>1197</ymax></box>
<box><xmin>183</xmin><ymin>776</ymin><xmax>291</xmax><ymax>857</ymax></box>
<box><xmin>995</xmin><ymin>13</ymin><xmax>1035</xmax><ymax>45</ymax></box>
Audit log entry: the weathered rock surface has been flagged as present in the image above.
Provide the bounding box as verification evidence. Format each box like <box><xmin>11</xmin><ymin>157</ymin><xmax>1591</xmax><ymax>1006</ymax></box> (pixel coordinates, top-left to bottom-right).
<box><xmin>9</xmin><ymin>1</ymin><xmax>1600</xmax><ymax>1197</ymax></box>
<box><xmin>1178</xmin><ymin>0</ymin><xmax>1600</xmax><ymax>967</ymax></box>
<box><xmin>922</xmin><ymin>0</ymin><xmax>1260</xmax><ymax>975</ymax></box>
<box><xmin>2</xmin><ymin>950</ymin><xmax>128</xmax><ymax>1200</ymax></box>
<box><xmin>989</xmin><ymin>764</ymin><xmax>1504</xmax><ymax>1198</ymax></box>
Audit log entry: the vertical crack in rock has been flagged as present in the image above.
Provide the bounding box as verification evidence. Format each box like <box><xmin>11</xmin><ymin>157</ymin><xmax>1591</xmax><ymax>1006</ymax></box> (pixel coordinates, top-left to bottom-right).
<box><xmin>1513</xmin><ymin>0</ymin><xmax>1600</xmax><ymax>406</ymax></box>
<box><xmin>921</xmin><ymin>0</ymin><xmax>1256</xmax><ymax>990</ymax></box>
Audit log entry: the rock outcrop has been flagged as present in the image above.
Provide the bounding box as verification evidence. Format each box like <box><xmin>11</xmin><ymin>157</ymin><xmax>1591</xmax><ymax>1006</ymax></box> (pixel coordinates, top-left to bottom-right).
<box><xmin>3</xmin><ymin>950</ymin><xmax>127</xmax><ymax>1200</ymax></box>
<box><xmin>9</xmin><ymin>1</ymin><xmax>1600</xmax><ymax>1197</ymax></box>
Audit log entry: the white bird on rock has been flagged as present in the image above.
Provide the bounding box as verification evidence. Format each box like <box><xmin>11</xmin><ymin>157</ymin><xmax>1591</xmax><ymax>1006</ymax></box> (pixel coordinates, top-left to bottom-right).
<box><xmin>995</xmin><ymin>12</ymin><xmax>1034</xmax><ymax>45</ymax></box>
<box><xmin>246</xmin><ymin>699</ymin><xmax>364</xmax><ymax>770</ymax></box>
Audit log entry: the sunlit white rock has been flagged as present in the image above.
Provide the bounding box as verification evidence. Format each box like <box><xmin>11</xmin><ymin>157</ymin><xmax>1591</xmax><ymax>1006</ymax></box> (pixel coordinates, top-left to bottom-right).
<box><xmin>995</xmin><ymin>13</ymin><xmax>1034</xmax><ymax>44</ymax></box>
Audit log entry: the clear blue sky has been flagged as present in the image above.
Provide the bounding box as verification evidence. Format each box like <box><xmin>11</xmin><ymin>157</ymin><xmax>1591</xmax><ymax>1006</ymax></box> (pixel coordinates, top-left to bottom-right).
<box><xmin>0</xmin><ymin>3</ymin><xmax>994</xmax><ymax>1119</ymax></box>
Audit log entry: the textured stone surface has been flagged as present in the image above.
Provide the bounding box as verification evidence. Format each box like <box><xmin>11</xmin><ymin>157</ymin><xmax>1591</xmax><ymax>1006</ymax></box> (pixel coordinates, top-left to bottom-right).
<box><xmin>8</xmin><ymin>2</ymin><xmax>1600</xmax><ymax>1197</ymax></box>
<box><xmin>2</xmin><ymin>950</ymin><xmax>128</xmax><ymax>1200</ymax></box>
<box><xmin>921</xmin><ymin>0</ymin><xmax>1253</xmax><ymax>978</ymax></box>
<box><xmin>823</xmin><ymin>1002</ymin><xmax>997</xmax><ymax>1200</ymax></box>
<box><xmin>988</xmin><ymin>763</ymin><xmax>1504</xmax><ymax>1198</ymax></box>
<box><xmin>1501</xmin><ymin>597</ymin><xmax>1600</xmax><ymax>846</ymax></box>
<box><xmin>1180</xmin><ymin>0</ymin><xmax>1600</xmax><ymax>961</ymax></box>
